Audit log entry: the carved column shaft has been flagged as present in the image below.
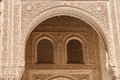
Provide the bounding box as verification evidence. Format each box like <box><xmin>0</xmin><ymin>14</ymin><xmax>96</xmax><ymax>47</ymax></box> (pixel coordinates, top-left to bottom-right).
<box><xmin>114</xmin><ymin>0</ymin><xmax>120</xmax><ymax>79</ymax></box>
<box><xmin>2</xmin><ymin>0</ymin><xmax>14</xmax><ymax>71</ymax></box>
<box><xmin>13</xmin><ymin>0</ymin><xmax>22</xmax><ymax>66</ymax></box>
<box><xmin>1</xmin><ymin>0</ymin><xmax>24</xmax><ymax>79</ymax></box>
<box><xmin>2</xmin><ymin>0</ymin><xmax>11</xmax><ymax>78</ymax></box>
<box><xmin>108</xmin><ymin>0</ymin><xmax>120</xmax><ymax>80</ymax></box>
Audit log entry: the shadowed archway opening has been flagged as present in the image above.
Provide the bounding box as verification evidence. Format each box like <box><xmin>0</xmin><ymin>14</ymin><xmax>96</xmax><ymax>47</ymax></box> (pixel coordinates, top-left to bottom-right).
<box><xmin>23</xmin><ymin>15</ymin><xmax>112</xmax><ymax>80</ymax></box>
<box><xmin>67</xmin><ymin>39</ymin><xmax>83</xmax><ymax>64</ymax></box>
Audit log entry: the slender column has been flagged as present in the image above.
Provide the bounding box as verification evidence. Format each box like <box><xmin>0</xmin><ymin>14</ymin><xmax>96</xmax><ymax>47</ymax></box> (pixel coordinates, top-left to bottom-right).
<box><xmin>107</xmin><ymin>0</ymin><xmax>119</xmax><ymax>80</ymax></box>
<box><xmin>2</xmin><ymin>0</ymin><xmax>25</xmax><ymax>79</ymax></box>
<box><xmin>114</xmin><ymin>0</ymin><xmax>120</xmax><ymax>79</ymax></box>
<box><xmin>1</xmin><ymin>0</ymin><xmax>11</xmax><ymax>79</ymax></box>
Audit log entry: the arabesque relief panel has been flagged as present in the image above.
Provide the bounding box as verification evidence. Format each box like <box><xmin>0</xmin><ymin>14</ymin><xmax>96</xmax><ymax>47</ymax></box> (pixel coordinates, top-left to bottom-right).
<box><xmin>20</xmin><ymin>0</ymin><xmax>117</xmax><ymax>70</ymax></box>
<box><xmin>1</xmin><ymin>0</ymin><xmax>120</xmax><ymax>80</ymax></box>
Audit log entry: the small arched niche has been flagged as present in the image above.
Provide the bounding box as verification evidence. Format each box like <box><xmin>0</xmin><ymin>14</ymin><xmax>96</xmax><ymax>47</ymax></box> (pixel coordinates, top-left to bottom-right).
<box><xmin>67</xmin><ymin>39</ymin><xmax>83</xmax><ymax>64</ymax></box>
<box><xmin>23</xmin><ymin>15</ymin><xmax>112</xmax><ymax>80</ymax></box>
<box><xmin>37</xmin><ymin>39</ymin><xmax>54</xmax><ymax>64</ymax></box>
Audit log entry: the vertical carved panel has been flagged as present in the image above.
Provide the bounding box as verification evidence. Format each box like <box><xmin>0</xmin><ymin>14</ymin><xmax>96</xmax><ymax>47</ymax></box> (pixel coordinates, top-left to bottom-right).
<box><xmin>2</xmin><ymin>0</ymin><xmax>14</xmax><ymax>78</ymax></box>
<box><xmin>13</xmin><ymin>2</ymin><xmax>22</xmax><ymax>66</ymax></box>
<box><xmin>2</xmin><ymin>0</ymin><xmax>8</xmax><ymax>68</ymax></box>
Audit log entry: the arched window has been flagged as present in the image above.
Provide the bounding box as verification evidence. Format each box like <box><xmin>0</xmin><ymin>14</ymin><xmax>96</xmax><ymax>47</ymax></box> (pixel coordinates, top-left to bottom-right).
<box><xmin>67</xmin><ymin>39</ymin><xmax>83</xmax><ymax>64</ymax></box>
<box><xmin>37</xmin><ymin>39</ymin><xmax>53</xmax><ymax>63</ymax></box>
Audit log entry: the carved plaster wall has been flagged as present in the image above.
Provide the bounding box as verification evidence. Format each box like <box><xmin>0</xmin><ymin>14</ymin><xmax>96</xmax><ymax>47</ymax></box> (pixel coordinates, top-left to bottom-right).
<box><xmin>1</xmin><ymin>0</ymin><xmax>120</xmax><ymax>80</ymax></box>
<box><xmin>0</xmin><ymin>1</ymin><xmax>3</xmax><ymax>79</ymax></box>
<box><xmin>20</xmin><ymin>0</ymin><xmax>117</xmax><ymax>75</ymax></box>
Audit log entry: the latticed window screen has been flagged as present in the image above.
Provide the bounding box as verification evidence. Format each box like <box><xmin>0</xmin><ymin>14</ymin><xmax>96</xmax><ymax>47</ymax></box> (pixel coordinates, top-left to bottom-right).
<box><xmin>67</xmin><ymin>39</ymin><xmax>83</xmax><ymax>64</ymax></box>
<box><xmin>37</xmin><ymin>39</ymin><xmax>53</xmax><ymax>63</ymax></box>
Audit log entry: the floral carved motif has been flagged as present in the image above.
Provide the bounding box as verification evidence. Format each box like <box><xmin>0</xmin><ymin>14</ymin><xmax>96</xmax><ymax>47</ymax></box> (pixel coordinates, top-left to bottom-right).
<box><xmin>1</xmin><ymin>0</ymin><xmax>119</xmax><ymax>79</ymax></box>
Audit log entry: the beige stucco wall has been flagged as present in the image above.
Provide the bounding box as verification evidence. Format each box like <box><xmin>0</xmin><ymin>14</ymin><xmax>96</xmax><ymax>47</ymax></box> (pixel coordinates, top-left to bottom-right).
<box><xmin>0</xmin><ymin>1</ymin><xmax>3</xmax><ymax>78</ymax></box>
<box><xmin>0</xmin><ymin>0</ymin><xmax>120</xmax><ymax>80</ymax></box>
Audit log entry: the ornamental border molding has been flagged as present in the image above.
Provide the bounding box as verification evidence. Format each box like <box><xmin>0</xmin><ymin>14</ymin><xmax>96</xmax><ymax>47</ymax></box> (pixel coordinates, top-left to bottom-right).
<box><xmin>29</xmin><ymin>70</ymin><xmax>92</xmax><ymax>80</ymax></box>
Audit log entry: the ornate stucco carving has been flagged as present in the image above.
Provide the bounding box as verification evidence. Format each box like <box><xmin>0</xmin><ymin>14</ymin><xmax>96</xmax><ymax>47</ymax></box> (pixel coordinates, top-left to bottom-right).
<box><xmin>31</xmin><ymin>32</ymin><xmax>91</xmax><ymax>65</ymax></box>
<box><xmin>21</xmin><ymin>1</ymin><xmax>109</xmax><ymax>37</ymax></box>
<box><xmin>1</xmin><ymin>0</ymin><xmax>120</xmax><ymax>79</ymax></box>
<box><xmin>19</xmin><ymin>1</ymin><xmax>118</xmax><ymax>79</ymax></box>
<box><xmin>20</xmin><ymin>1</ymin><xmax>116</xmax><ymax>67</ymax></box>
<box><xmin>29</xmin><ymin>70</ymin><xmax>92</xmax><ymax>80</ymax></box>
<box><xmin>20</xmin><ymin>1</ymin><xmax>111</xmax><ymax>54</ymax></box>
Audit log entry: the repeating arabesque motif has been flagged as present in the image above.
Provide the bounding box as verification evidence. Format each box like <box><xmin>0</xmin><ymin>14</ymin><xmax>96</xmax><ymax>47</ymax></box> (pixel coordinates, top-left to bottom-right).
<box><xmin>21</xmin><ymin>1</ymin><xmax>112</xmax><ymax>53</ymax></box>
<box><xmin>1</xmin><ymin>0</ymin><xmax>119</xmax><ymax>79</ymax></box>
<box><xmin>21</xmin><ymin>1</ymin><xmax>115</xmax><ymax>66</ymax></box>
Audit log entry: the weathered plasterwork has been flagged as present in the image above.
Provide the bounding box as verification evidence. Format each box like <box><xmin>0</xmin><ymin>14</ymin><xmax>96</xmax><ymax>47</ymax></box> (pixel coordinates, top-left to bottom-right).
<box><xmin>1</xmin><ymin>0</ymin><xmax>120</xmax><ymax>80</ymax></box>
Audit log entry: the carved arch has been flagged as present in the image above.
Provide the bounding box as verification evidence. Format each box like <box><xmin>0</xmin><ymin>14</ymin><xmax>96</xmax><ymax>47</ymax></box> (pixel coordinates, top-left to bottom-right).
<box><xmin>22</xmin><ymin>6</ymin><xmax>116</xmax><ymax>80</ymax></box>
<box><xmin>63</xmin><ymin>33</ymin><xmax>88</xmax><ymax>64</ymax></box>
<box><xmin>32</xmin><ymin>33</ymin><xmax>57</xmax><ymax>64</ymax></box>
<box><xmin>24</xmin><ymin>6</ymin><xmax>108</xmax><ymax>53</ymax></box>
